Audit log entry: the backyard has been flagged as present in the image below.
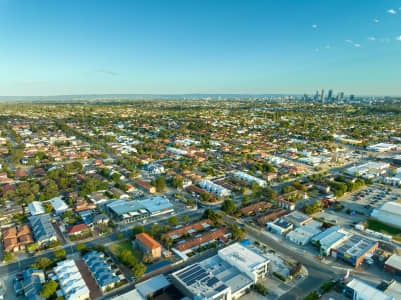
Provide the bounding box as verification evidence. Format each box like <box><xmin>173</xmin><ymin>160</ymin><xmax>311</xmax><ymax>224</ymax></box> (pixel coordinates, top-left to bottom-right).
<box><xmin>108</xmin><ymin>240</ymin><xmax>143</xmax><ymax>260</ymax></box>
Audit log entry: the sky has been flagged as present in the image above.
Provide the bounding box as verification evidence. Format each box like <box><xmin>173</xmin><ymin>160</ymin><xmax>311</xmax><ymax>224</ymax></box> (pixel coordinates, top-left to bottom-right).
<box><xmin>1</xmin><ymin>0</ymin><xmax>401</xmax><ymax>96</ymax></box>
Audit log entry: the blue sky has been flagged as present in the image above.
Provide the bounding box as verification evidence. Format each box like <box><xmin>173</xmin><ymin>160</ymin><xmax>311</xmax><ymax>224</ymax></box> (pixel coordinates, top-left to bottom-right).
<box><xmin>1</xmin><ymin>0</ymin><xmax>401</xmax><ymax>96</ymax></box>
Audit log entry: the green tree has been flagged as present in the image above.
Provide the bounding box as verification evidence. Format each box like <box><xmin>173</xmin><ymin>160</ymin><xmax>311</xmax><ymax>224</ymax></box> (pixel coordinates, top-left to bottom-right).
<box><xmin>40</xmin><ymin>280</ymin><xmax>58</xmax><ymax>299</ymax></box>
<box><xmin>76</xmin><ymin>244</ymin><xmax>86</xmax><ymax>252</ymax></box>
<box><xmin>32</xmin><ymin>257</ymin><xmax>52</xmax><ymax>270</ymax></box>
<box><xmin>133</xmin><ymin>225</ymin><xmax>145</xmax><ymax>235</ymax></box>
<box><xmin>221</xmin><ymin>199</ymin><xmax>236</xmax><ymax>214</ymax></box>
<box><xmin>3</xmin><ymin>253</ymin><xmax>13</xmax><ymax>262</ymax></box>
<box><xmin>181</xmin><ymin>215</ymin><xmax>189</xmax><ymax>223</ymax></box>
<box><xmin>255</xmin><ymin>282</ymin><xmax>268</xmax><ymax>296</ymax></box>
<box><xmin>132</xmin><ymin>263</ymin><xmax>146</xmax><ymax>280</ymax></box>
<box><xmin>152</xmin><ymin>177</ymin><xmax>166</xmax><ymax>192</ymax></box>
<box><xmin>143</xmin><ymin>252</ymin><xmax>153</xmax><ymax>264</ymax></box>
<box><xmin>54</xmin><ymin>249</ymin><xmax>66</xmax><ymax>258</ymax></box>
<box><xmin>230</xmin><ymin>224</ymin><xmax>246</xmax><ymax>241</ymax></box>
<box><xmin>202</xmin><ymin>209</ymin><xmax>222</xmax><ymax>223</ymax></box>
<box><xmin>168</xmin><ymin>216</ymin><xmax>178</xmax><ymax>225</ymax></box>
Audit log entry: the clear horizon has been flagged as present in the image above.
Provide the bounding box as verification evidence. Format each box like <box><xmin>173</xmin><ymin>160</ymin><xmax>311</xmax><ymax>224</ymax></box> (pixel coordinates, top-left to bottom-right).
<box><xmin>1</xmin><ymin>0</ymin><xmax>401</xmax><ymax>96</ymax></box>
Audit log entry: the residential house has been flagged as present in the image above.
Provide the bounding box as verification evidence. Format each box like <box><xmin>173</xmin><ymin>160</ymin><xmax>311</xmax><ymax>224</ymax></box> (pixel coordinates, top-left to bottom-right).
<box><xmin>29</xmin><ymin>214</ymin><xmax>58</xmax><ymax>246</ymax></box>
<box><xmin>2</xmin><ymin>225</ymin><xmax>34</xmax><ymax>252</ymax></box>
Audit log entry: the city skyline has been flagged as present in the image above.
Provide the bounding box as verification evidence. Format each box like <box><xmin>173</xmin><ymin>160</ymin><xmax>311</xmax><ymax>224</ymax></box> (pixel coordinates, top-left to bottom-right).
<box><xmin>1</xmin><ymin>0</ymin><xmax>401</xmax><ymax>96</ymax></box>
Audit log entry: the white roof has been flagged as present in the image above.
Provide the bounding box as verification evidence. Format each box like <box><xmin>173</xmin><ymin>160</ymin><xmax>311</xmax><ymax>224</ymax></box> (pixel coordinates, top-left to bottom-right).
<box><xmin>28</xmin><ymin>201</ymin><xmax>45</xmax><ymax>215</ymax></box>
<box><xmin>50</xmin><ymin>196</ymin><xmax>69</xmax><ymax>212</ymax></box>
<box><xmin>218</xmin><ymin>243</ymin><xmax>269</xmax><ymax>273</ymax></box>
<box><xmin>385</xmin><ymin>254</ymin><xmax>401</xmax><ymax>271</ymax></box>
<box><xmin>136</xmin><ymin>274</ymin><xmax>170</xmax><ymax>297</ymax></box>
<box><xmin>347</xmin><ymin>279</ymin><xmax>393</xmax><ymax>300</ymax></box>
<box><xmin>111</xmin><ymin>289</ymin><xmax>144</xmax><ymax>300</ymax></box>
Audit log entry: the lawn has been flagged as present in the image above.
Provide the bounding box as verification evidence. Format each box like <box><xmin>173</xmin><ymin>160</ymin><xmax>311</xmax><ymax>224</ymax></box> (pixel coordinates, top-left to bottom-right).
<box><xmin>108</xmin><ymin>240</ymin><xmax>142</xmax><ymax>260</ymax></box>
<box><xmin>366</xmin><ymin>219</ymin><xmax>401</xmax><ymax>241</ymax></box>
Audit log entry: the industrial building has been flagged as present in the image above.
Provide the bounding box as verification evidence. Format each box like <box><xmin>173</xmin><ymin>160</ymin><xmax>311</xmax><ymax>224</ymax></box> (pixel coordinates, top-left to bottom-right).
<box><xmin>311</xmin><ymin>226</ymin><xmax>352</xmax><ymax>256</ymax></box>
<box><xmin>171</xmin><ymin>243</ymin><xmax>269</xmax><ymax>300</ymax></box>
<box><xmin>345</xmin><ymin>162</ymin><xmax>390</xmax><ymax>179</ymax></box>
<box><xmin>371</xmin><ymin>202</ymin><xmax>401</xmax><ymax>228</ymax></box>
<box><xmin>286</xmin><ymin>220</ymin><xmax>322</xmax><ymax>246</ymax></box>
<box><xmin>367</xmin><ymin>143</ymin><xmax>399</xmax><ymax>152</ymax></box>
<box><xmin>332</xmin><ymin>235</ymin><xmax>378</xmax><ymax>268</ymax></box>
<box><xmin>106</xmin><ymin>196</ymin><xmax>174</xmax><ymax>224</ymax></box>
<box><xmin>344</xmin><ymin>278</ymin><xmax>394</xmax><ymax>300</ymax></box>
<box><xmin>384</xmin><ymin>254</ymin><xmax>401</xmax><ymax>276</ymax></box>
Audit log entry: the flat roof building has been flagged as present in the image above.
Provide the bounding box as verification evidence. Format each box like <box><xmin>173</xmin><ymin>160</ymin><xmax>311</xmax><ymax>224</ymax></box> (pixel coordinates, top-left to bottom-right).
<box><xmin>266</xmin><ymin>218</ymin><xmax>293</xmax><ymax>236</ymax></box>
<box><xmin>28</xmin><ymin>201</ymin><xmax>45</xmax><ymax>216</ymax></box>
<box><xmin>172</xmin><ymin>242</ymin><xmax>269</xmax><ymax>300</ymax></box>
<box><xmin>332</xmin><ymin>235</ymin><xmax>378</xmax><ymax>268</ymax></box>
<box><xmin>384</xmin><ymin>254</ymin><xmax>401</xmax><ymax>276</ymax></box>
<box><xmin>371</xmin><ymin>202</ymin><xmax>401</xmax><ymax>229</ymax></box>
<box><xmin>286</xmin><ymin>220</ymin><xmax>322</xmax><ymax>246</ymax></box>
<box><xmin>284</xmin><ymin>211</ymin><xmax>312</xmax><ymax>227</ymax></box>
<box><xmin>106</xmin><ymin>196</ymin><xmax>174</xmax><ymax>224</ymax></box>
<box><xmin>312</xmin><ymin>226</ymin><xmax>352</xmax><ymax>256</ymax></box>
<box><xmin>345</xmin><ymin>279</ymin><xmax>394</xmax><ymax>300</ymax></box>
<box><xmin>50</xmin><ymin>196</ymin><xmax>69</xmax><ymax>214</ymax></box>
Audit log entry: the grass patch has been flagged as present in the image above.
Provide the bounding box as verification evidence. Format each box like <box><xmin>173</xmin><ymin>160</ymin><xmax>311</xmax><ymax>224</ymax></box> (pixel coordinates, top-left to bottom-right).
<box><xmin>109</xmin><ymin>241</ymin><xmax>142</xmax><ymax>260</ymax></box>
<box><xmin>366</xmin><ymin>219</ymin><xmax>401</xmax><ymax>241</ymax></box>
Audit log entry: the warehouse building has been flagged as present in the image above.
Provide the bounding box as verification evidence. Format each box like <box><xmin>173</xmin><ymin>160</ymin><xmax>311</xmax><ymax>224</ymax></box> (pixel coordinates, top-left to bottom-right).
<box><xmin>384</xmin><ymin>254</ymin><xmax>401</xmax><ymax>276</ymax></box>
<box><xmin>371</xmin><ymin>202</ymin><xmax>401</xmax><ymax>228</ymax></box>
<box><xmin>311</xmin><ymin>226</ymin><xmax>352</xmax><ymax>256</ymax></box>
<box><xmin>286</xmin><ymin>220</ymin><xmax>322</xmax><ymax>246</ymax></box>
<box><xmin>106</xmin><ymin>196</ymin><xmax>173</xmax><ymax>223</ymax></box>
<box><xmin>332</xmin><ymin>235</ymin><xmax>378</xmax><ymax>268</ymax></box>
<box><xmin>344</xmin><ymin>278</ymin><xmax>394</xmax><ymax>300</ymax></box>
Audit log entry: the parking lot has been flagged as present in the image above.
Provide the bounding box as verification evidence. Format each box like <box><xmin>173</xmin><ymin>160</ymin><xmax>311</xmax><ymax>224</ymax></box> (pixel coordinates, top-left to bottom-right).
<box><xmin>341</xmin><ymin>184</ymin><xmax>401</xmax><ymax>213</ymax></box>
<box><xmin>313</xmin><ymin>185</ymin><xmax>401</xmax><ymax>230</ymax></box>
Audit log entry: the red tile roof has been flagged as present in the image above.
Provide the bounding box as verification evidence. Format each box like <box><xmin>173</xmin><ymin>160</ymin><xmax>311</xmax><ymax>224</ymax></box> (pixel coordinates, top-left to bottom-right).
<box><xmin>136</xmin><ymin>233</ymin><xmax>161</xmax><ymax>250</ymax></box>
<box><xmin>66</xmin><ymin>223</ymin><xmax>89</xmax><ymax>234</ymax></box>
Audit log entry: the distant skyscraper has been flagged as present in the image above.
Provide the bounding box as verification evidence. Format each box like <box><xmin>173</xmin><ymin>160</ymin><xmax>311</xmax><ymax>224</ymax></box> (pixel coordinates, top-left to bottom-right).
<box><xmin>350</xmin><ymin>94</ymin><xmax>355</xmax><ymax>101</ymax></box>
<box><xmin>328</xmin><ymin>89</ymin><xmax>333</xmax><ymax>101</ymax></box>
<box><xmin>339</xmin><ymin>92</ymin><xmax>344</xmax><ymax>100</ymax></box>
<box><xmin>320</xmin><ymin>89</ymin><xmax>325</xmax><ymax>103</ymax></box>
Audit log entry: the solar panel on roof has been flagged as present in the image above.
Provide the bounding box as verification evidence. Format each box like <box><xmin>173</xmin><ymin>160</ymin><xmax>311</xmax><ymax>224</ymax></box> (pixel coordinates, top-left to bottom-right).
<box><xmin>207</xmin><ymin>277</ymin><xmax>219</xmax><ymax>287</ymax></box>
<box><xmin>185</xmin><ymin>270</ymin><xmax>207</xmax><ymax>286</ymax></box>
<box><xmin>178</xmin><ymin>265</ymin><xmax>200</xmax><ymax>280</ymax></box>
<box><xmin>181</xmin><ymin>269</ymin><xmax>203</xmax><ymax>284</ymax></box>
<box><xmin>215</xmin><ymin>284</ymin><xmax>228</xmax><ymax>292</ymax></box>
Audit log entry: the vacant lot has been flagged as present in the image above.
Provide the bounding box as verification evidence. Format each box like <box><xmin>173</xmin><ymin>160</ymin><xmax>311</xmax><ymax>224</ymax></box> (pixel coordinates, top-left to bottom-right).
<box><xmin>108</xmin><ymin>240</ymin><xmax>142</xmax><ymax>260</ymax></box>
